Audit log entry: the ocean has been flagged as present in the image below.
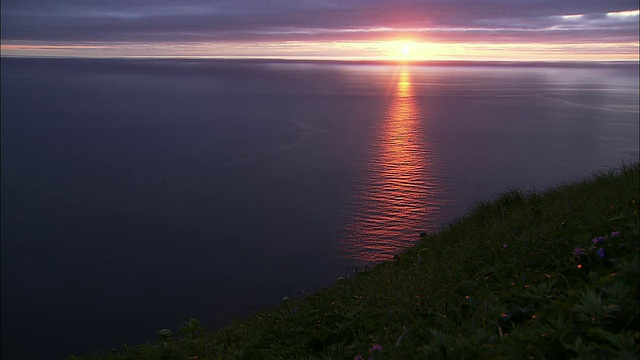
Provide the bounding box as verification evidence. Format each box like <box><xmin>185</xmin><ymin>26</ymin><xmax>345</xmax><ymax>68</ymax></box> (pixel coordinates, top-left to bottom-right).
<box><xmin>1</xmin><ymin>58</ymin><xmax>638</xmax><ymax>358</ymax></box>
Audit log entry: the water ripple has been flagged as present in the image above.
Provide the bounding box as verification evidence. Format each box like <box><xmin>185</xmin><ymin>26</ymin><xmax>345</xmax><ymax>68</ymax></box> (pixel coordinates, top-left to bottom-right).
<box><xmin>340</xmin><ymin>69</ymin><xmax>444</xmax><ymax>266</ymax></box>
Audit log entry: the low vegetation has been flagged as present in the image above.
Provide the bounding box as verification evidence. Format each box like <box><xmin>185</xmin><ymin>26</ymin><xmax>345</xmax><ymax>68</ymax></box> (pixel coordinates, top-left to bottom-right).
<box><xmin>74</xmin><ymin>164</ymin><xmax>639</xmax><ymax>359</ymax></box>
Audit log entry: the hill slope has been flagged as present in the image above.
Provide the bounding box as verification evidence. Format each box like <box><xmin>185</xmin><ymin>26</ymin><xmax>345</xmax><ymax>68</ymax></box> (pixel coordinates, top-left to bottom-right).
<box><xmin>75</xmin><ymin>164</ymin><xmax>639</xmax><ymax>359</ymax></box>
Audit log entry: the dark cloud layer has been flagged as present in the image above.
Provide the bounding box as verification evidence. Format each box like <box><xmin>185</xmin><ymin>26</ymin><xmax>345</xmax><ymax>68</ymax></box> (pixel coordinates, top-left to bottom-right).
<box><xmin>1</xmin><ymin>0</ymin><xmax>638</xmax><ymax>44</ymax></box>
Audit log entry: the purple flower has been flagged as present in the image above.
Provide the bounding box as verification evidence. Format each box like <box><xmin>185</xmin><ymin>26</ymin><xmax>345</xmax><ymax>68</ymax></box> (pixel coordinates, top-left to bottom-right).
<box><xmin>610</xmin><ymin>231</ymin><xmax>621</xmax><ymax>238</ymax></box>
<box><xmin>592</xmin><ymin>236</ymin><xmax>605</xmax><ymax>244</ymax></box>
<box><xmin>596</xmin><ymin>248</ymin><xmax>605</xmax><ymax>258</ymax></box>
<box><xmin>369</xmin><ymin>344</ymin><xmax>383</xmax><ymax>353</ymax></box>
<box><xmin>502</xmin><ymin>244</ymin><xmax>509</xmax><ymax>249</ymax></box>
<box><xmin>573</xmin><ymin>247</ymin><xmax>584</xmax><ymax>256</ymax></box>
<box><xmin>354</xmin><ymin>356</ymin><xmax>364</xmax><ymax>360</ymax></box>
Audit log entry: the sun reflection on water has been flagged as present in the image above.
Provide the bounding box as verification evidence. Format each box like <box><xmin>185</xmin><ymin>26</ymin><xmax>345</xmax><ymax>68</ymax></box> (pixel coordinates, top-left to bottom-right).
<box><xmin>340</xmin><ymin>67</ymin><xmax>441</xmax><ymax>265</ymax></box>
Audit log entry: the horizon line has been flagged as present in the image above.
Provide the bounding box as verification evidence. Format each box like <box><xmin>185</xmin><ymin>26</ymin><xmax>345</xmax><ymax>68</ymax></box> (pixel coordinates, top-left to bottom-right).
<box><xmin>2</xmin><ymin>54</ymin><xmax>639</xmax><ymax>66</ymax></box>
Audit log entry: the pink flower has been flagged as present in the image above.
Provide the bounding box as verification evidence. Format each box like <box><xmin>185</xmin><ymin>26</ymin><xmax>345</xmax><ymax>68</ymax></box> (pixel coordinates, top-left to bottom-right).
<box><xmin>502</xmin><ymin>244</ymin><xmax>509</xmax><ymax>249</ymax></box>
<box><xmin>369</xmin><ymin>344</ymin><xmax>383</xmax><ymax>353</ymax></box>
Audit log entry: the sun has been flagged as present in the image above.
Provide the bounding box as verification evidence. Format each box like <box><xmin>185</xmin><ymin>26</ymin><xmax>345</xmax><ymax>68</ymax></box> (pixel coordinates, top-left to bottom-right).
<box><xmin>401</xmin><ymin>44</ymin><xmax>411</xmax><ymax>57</ymax></box>
<box><xmin>379</xmin><ymin>40</ymin><xmax>419</xmax><ymax>61</ymax></box>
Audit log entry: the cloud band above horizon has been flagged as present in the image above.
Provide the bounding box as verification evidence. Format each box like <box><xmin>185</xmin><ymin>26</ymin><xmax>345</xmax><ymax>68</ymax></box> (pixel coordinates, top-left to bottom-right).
<box><xmin>2</xmin><ymin>0</ymin><xmax>638</xmax><ymax>60</ymax></box>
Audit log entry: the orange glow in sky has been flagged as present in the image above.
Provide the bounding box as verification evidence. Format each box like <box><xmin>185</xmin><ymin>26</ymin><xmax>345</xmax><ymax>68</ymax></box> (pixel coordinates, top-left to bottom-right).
<box><xmin>1</xmin><ymin>4</ymin><xmax>638</xmax><ymax>61</ymax></box>
<box><xmin>2</xmin><ymin>39</ymin><xmax>638</xmax><ymax>61</ymax></box>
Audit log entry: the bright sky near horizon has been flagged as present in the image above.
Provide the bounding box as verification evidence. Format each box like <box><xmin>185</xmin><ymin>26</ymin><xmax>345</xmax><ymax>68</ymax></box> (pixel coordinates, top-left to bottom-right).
<box><xmin>1</xmin><ymin>0</ymin><xmax>638</xmax><ymax>61</ymax></box>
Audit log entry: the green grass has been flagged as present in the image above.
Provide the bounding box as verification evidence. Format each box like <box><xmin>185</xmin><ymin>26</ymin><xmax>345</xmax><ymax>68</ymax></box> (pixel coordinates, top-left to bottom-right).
<box><xmin>73</xmin><ymin>164</ymin><xmax>639</xmax><ymax>359</ymax></box>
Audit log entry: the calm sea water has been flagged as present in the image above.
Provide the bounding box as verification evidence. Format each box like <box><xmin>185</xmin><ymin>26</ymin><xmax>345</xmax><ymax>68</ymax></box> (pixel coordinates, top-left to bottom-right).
<box><xmin>1</xmin><ymin>58</ymin><xmax>638</xmax><ymax>358</ymax></box>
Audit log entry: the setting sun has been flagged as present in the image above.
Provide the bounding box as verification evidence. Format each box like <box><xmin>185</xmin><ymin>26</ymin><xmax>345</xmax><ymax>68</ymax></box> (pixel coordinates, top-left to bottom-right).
<box><xmin>375</xmin><ymin>40</ymin><xmax>420</xmax><ymax>61</ymax></box>
<box><xmin>401</xmin><ymin>44</ymin><xmax>411</xmax><ymax>57</ymax></box>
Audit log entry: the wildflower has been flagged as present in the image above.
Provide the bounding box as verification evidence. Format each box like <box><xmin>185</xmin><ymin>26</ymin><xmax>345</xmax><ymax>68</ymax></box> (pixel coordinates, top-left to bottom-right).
<box><xmin>610</xmin><ymin>231</ymin><xmax>621</xmax><ymax>237</ymax></box>
<box><xmin>156</xmin><ymin>329</ymin><xmax>173</xmax><ymax>342</ymax></box>
<box><xmin>573</xmin><ymin>247</ymin><xmax>584</xmax><ymax>256</ymax></box>
<box><xmin>354</xmin><ymin>356</ymin><xmax>364</xmax><ymax>360</ymax></box>
<box><xmin>369</xmin><ymin>344</ymin><xmax>383</xmax><ymax>353</ymax></box>
<box><xmin>502</xmin><ymin>243</ymin><xmax>509</xmax><ymax>249</ymax></box>
<box><xmin>596</xmin><ymin>248</ymin><xmax>605</xmax><ymax>258</ymax></box>
<box><xmin>592</xmin><ymin>236</ymin><xmax>605</xmax><ymax>244</ymax></box>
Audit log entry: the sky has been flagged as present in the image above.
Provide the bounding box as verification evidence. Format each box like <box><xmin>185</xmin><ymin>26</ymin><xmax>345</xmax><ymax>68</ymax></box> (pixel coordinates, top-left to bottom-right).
<box><xmin>1</xmin><ymin>0</ymin><xmax>638</xmax><ymax>61</ymax></box>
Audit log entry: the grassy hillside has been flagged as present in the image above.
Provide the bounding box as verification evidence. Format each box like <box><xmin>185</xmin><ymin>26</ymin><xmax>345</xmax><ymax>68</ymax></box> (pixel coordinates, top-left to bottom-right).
<box><xmin>74</xmin><ymin>164</ymin><xmax>639</xmax><ymax>359</ymax></box>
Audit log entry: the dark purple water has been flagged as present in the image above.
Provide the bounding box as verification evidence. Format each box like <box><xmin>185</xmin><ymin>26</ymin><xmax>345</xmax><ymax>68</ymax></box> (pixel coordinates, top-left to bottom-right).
<box><xmin>2</xmin><ymin>58</ymin><xmax>638</xmax><ymax>359</ymax></box>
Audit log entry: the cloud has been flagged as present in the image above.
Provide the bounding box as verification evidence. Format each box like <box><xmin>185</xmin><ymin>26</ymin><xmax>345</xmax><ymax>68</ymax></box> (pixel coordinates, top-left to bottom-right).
<box><xmin>1</xmin><ymin>0</ymin><xmax>638</xmax><ymax>54</ymax></box>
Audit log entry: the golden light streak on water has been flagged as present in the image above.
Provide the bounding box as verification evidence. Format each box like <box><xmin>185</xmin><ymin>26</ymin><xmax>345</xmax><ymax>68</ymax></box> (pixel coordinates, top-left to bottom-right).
<box><xmin>340</xmin><ymin>68</ymin><xmax>441</xmax><ymax>265</ymax></box>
